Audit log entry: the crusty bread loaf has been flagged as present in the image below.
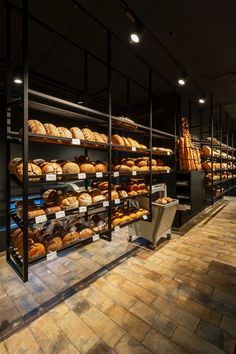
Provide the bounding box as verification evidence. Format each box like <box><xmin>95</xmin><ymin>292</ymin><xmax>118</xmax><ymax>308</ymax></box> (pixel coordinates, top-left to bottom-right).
<box><xmin>58</xmin><ymin>127</ymin><xmax>72</xmax><ymax>139</ymax></box>
<box><xmin>80</xmin><ymin>163</ymin><xmax>96</xmax><ymax>174</ymax></box>
<box><xmin>41</xmin><ymin>162</ymin><xmax>62</xmax><ymax>175</ymax></box>
<box><xmin>79</xmin><ymin>228</ymin><xmax>94</xmax><ymax>239</ymax></box>
<box><xmin>70</xmin><ymin>127</ymin><xmax>84</xmax><ymax>140</ymax></box>
<box><xmin>112</xmin><ymin>134</ymin><xmax>124</xmax><ymax>146</ymax></box>
<box><xmin>43</xmin><ymin>236</ymin><xmax>63</xmax><ymax>252</ymax></box>
<box><xmin>95</xmin><ymin>163</ymin><xmax>107</xmax><ymax>172</ymax></box>
<box><xmin>63</xmin><ymin>232</ymin><xmax>80</xmax><ymax>246</ymax></box>
<box><xmin>28</xmin><ymin>120</ymin><xmax>46</xmax><ymax>135</ymax></box>
<box><xmin>62</xmin><ymin>162</ymin><xmax>80</xmax><ymax>174</ymax></box>
<box><xmin>44</xmin><ymin>123</ymin><xmax>60</xmax><ymax>137</ymax></box>
<box><xmin>16</xmin><ymin>162</ymin><xmax>42</xmax><ymax>181</ymax></box>
<box><xmin>78</xmin><ymin>193</ymin><xmax>92</xmax><ymax>206</ymax></box>
<box><xmin>28</xmin><ymin>242</ymin><xmax>46</xmax><ymax>259</ymax></box>
<box><xmin>82</xmin><ymin>128</ymin><xmax>95</xmax><ymax>142</ymax></box>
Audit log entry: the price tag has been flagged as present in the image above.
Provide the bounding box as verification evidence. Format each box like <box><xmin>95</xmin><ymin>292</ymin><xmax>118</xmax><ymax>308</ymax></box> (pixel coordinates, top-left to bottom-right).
<box><xmin>114</xmin><ymin>172</ymin><xmax>119</xmax><ymax>177</ymax></box>
<box><xmin>72</xmin><ymin>138</ymin><xmax>80</xmax><ymax>145</ymax></box>
<box><xmin>47</xmin><ymin>251</ymin><xmax>57</xmax><ymax>261</ymax></box>
<box><xmin>96</xmin><ymin>172</ymin><xmax>103</xmax><ymax>178</ymax></box>
<box><xmin>132</xmin><ymin>171</ymin><xmax>137</xmax><ymax>176</ymax></box>
<box><xmin>78</xmin><ymin>173</ymin><xmax>86</xmax><ymax>179</ymax></box>
<box><xmin>35</xmin><ymin>215</ymin><xmax>47</xmax><ymax>224</ymax></box>
<box><xmin>79</xmin><ymin>206</ymin><xmax>87</xmax><ymax>213</ymax></box>
<box><xmin>114</xmin><ymin>226</ymin><xmax>120</xmax><ymax>231</ymax></box>
<box><xmin>46</xmin><ymin>174</ymin><xmax>56</xmax><ymax>181</ymax></box>
<box><xmin>92</xmin><ymin>234</ymin><xmax>100</xmax><ymax>242</ymax></box>
<box><xmin>115</xmin><ymin>198</ymin><xmax>120</xmax><ymax>204</ymax></box>
<box><xmin>143</xmin><ymin>215</ymin><xmax>148</xmax><ymax>220</ymax></box>
<box><xmin>55</xmin><ymin>210</ymin><xmax>65</xmax><ymax>219</ymax></box>
<box><xmin>132</xmin><ymin>146</ymin><xmax>137</xmax><ymax>151</ymax></box>
<box><xmin>103</xmin><ymin>201</ymin><xmax>109</xmax><ymax>207</ymax></box>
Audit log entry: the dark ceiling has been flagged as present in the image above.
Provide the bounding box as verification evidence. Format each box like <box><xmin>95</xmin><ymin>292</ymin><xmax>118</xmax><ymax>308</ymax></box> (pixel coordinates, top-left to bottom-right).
<box><xmin>1</xmin><ymin>0</ymin><xmax>236</xmax><ymax>120</ymax></box>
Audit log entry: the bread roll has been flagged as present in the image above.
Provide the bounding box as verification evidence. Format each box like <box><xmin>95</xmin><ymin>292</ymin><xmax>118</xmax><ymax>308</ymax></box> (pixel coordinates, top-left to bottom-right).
<box><xmin>41</xmin><ymin>162</ymin><xmax>62</xmax><ymax>175</ymax></box>
<box><xmin>121</xmin><ymin>159</ymin><xmax>135</xmax><ymax>167</ymax></box>
<box><xmin>70</xmin><ymin>127</ymin><xmax>84</xmax><ymax>140</ymax></box>
<box><xmin>58</xmin><ymin>127</ymin><xmax>72</xmax><ymax>139</ymax></box>
<box><xmin>100</xmin><ymin>134</ymin><xmax>108</xmax><ymax>143</ymax></box>
<box><xmin>95</xmin><ymin>163</ymin><xmax>107</xmax><ymax>173</ymax></box>
<box><xmin>28</xmin><ymin>209</ymin><xmax>45</xmax><ymax>219</ymax></box>
<box><xmin>28</xmin><ymin>120</ymin><xmax>46</xmax><ymax>135</ymax></box>
<box><xmin>139</xmin><ymin>166</ymin><xmax>149</xmax><ymax>171</ymax></box>
<box><xmin>137</xmin><ymin>160</ymin><xmax>147</xmax><ymax>168</ymax></box>
<box><xmin>43</xmin><ymin>236</ymin><xmax>63</xmax><ymax>252</ymax></box>
<box><xmin>112</xmin><ymin>134</ymin><xmax>124</xmax><ymax>146</ymax></box>
<box><xmin>78</xmin><ymin>193</ymin><xmax>92</xmax><ymax>206</ymax></box>
<box><xmin>147</xmin><ymin>159</ymin><xmax>157</xmax><ymax>166</ymax></box>
<box><xmin>79</xmin><ymin>228</ymin><xmax>94</xmax><ymax>239</ymax></box>
<box><xmin>44</xmin><ymin>123</ymin><xmax>60</xmax><ymax>137</ymax></box>
<box><xmin>93</xmin><ymin>132</ymin><xmax>104</xmax><ymax>143</ymax></box>
<box><xmin>82</xmin><ymin>128</ymin><xmax>95</xmax><ymax>142</ymax></box>
<box><xmin>62</xmin><ymin>162</ymin><xmax>80</xmax><ymax>174</ymax></box>
<box><xmin>118</xmin><ymin>165</ymin><xmax>131</xmax><ymax>172</ymax></box>
<box><xmin>130</xmin><ymin>165</ymin><xmax>140</xmax><ymax>171</ymax></box>
<box><xmin>80</xmin><ymin>163</ymin><xmax>96</xmax><ymax>174</ymax></box>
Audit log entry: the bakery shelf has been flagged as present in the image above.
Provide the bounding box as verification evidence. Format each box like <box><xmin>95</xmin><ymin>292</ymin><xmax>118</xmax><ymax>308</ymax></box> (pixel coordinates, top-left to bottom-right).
<box><xmin>112</xmin><ymin>213</ymin><xmax>151</xmax><ymax>232</ymax></box>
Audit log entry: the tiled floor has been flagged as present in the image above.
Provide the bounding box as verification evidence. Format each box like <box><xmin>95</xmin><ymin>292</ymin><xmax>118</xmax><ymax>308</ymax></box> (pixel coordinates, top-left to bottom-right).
<box><xmin>1</xmin><ymin>198</ymin><xmax>236</xmax><ymax>353</ymax></box>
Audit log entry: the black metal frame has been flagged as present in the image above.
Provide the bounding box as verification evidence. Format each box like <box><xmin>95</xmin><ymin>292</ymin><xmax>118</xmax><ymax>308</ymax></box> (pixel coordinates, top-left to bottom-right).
<box><xmin>5</xmin><ymin>0</ymin><xmax>177</xmax><ymax>282</ymax></box>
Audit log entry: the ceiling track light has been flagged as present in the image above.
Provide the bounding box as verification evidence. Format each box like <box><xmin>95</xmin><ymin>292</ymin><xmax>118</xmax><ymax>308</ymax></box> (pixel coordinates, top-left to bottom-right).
<box><xmin>14</xmin><ymin>77</ymin><xmax>22</xmax><ymax>84</ymax></box>
<box><xmin>129</xmin><ymin>19</ymin><xmax>143</xmax><ymax>44</ymax></box>
<box><xmin>177</xmin><ymin>72</ymin><xmax>188</xmax><ymax>86</ymax></box>
<box><xmin>198</xmin><ymin>93</ymin><xmax>207</xmax><ymax>104</ymax></box>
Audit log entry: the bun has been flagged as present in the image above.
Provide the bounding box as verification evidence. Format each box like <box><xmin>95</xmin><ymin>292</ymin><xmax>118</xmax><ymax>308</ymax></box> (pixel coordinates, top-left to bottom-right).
<box><xmin>112</xmin><ymin>134</ymin><xmax>124</xmax><ymax>146</ymax></box>
<box><xmin>63</xmin><ymin>232</ymin><xmax>80</xmax><ymax>246</ymax></box>
<box><xmin>80</xmin><ymin>163</ymin><xmax>96</xmax><ymax>174</ymax></box>
<box><xmin>45</xmin><ymin>206</ymin><xmax>62</xmax><ymax>215</ymax></box>
<box><xmin>92</xmin><ymin>195</ymin><xmax>106</xmax><ymax>203</ymax></box>
<box><xmin>79</xmin><ymin>228</ymin><xmax>94</xmax><ymax>239</ymax></box>
<box><xmin>28</xmin><ymin>120</ymin><xmax>46</xmax><ymax>135</ymax></box>
<box><xmin>43</xmin><ymin>236</ymin><xmax>63</xmax><ymax>252</ymax></box>
<box><xmin>62</xmin><ymin>162</ymin><xmax>80</xmax><ymax>174</ymax></box>
<box><xmin>44</xmin><ymin>123</ymin><xmax>60</xmax><ymax>137</ymax></box>
<box><xmin>95</xmin><ymin>163</ymin><xmax>107</xmax><ymax>173</ymax></box>
<box><xmin>70</xmin><ymin>127</ymin><xmax>84</xmax><ymax>140</ymax></box>
<box><xmin>82</xmin><ymin>128</ymin><xmax>95</xmax><ymax>142</ymax></box>
<box><xmin>60</xmin><ymin>196</ymin><xmax>79</xmax><ymax>209</ymax></box>
<box><xmin>78</xmin><ymin>193</ymin><xmax>92</xmax><ymax>206</ymax></box>
<box><xmin>121</xmin><ymin>159</ymin><xmax>134</xmax><ymax>167</ymax></box>
<box><xmin>58</xmin><ymin>127</ymin><xmax>72</xmax><ymax>139</ymax></box>
<box><xmin>41</xmin><ymin>162</ymin><xmax>62</xmax><ymax>175</ymax></box>
<box><xmin>130</xmin><ymin>165</ymin><xmax>140</xmax><ymax>171</ymax></box>
<box><xmin>28</xmin><ymin>242</ymin><xmax>46</xmax><ymax>259</ymax></box>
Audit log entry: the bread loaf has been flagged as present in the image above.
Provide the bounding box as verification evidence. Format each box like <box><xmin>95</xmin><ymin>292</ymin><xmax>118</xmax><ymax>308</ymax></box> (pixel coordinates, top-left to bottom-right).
<box><xmin>58</xmin><ymin>127</ymin><xmax>72</xmax><ymax>139</ymax></box>
<box><xmin>41</xmin><ymin>162</ymin><xmax>62</xmax><ymax>175</ymax></box>
<box><xmin>28</xmin><ymin>120</ymin><xmax>46</xmax><ymax>135</ymax></box>
<box><xmin>70</xmin><ymin>127</ymin><xmax>84</xmax><ymax>140</ymax></box>
<box><xmin>62</xmin><ymin>162</ymin><xmax>80</xmax><ymax>174</ymax></box>
<box><xmin>44</xmin><ymin>123</ymin><xmax>60</xmax><ymax>137</ymax></box>
<box><xmin>78</xmin><ymin>193</ymin><xmax>92</xmax><ymax>206</ymax></box>
<box><xmin>82</xmin><ymin>128</ymin><xmax>95</xmax><ymax>142</ymax></box>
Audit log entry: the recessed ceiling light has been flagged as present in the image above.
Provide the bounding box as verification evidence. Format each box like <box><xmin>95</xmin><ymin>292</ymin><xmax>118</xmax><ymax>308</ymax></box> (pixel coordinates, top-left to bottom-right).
<box><xmin>14</xmin><ymin>78</ymin><xmax>22</xmax><ymax>84</ymax></box>
<box><xmin>130</xmin><ymin>33</ymin><xmax>140</xmax><ymax>43</ymax></box>
<box><xmin>198</xmin><ymin>94</ymin><xmax>207</xmax><ymax>104</ymax></box>
<box><xmin>177</xmin><ymin>72</ymin><xmax>188</xmax><ymax>86</ymax></box>
<box><xmin>130</xmin><ymin>20</ymin><xmax>143</xmax><ymax>44</ymax></box>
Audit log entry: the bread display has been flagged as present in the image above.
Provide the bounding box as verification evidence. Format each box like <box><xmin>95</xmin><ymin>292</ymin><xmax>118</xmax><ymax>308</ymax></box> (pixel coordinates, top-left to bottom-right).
<box><xmin>112</xmin><ymin>206</ymin><xmax>149</xmax><ymax>228</ymax></box>
<box><xmin>113</xmin><ymin>157</ymin><xmax>170</xmax><ymax>173</ymax></box>
<box><xmin>28</xmin><ymin>242</ymin><xmax>46</xmax><ymax>259</ymax></box>
<box><xmin>111</xmin><ymin>134</ymin><xmax>144</xmax><ymax>149</ymax></box>
<box><xmin>44</xmin><ymin>123</ymin><xmax>60</xmax><ymax>137</ymax></box>
<box><xmin>156</xmin><ymin>197</ymin><xmax>173</xmax><ymax>205</ymax></box>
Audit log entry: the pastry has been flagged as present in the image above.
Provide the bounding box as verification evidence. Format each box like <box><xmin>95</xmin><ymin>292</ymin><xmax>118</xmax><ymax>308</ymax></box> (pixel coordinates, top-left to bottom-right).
<box><xmin>62</xmin><ymin>162</ymin><xmax>80</xmax><ymax>174</ymax></box>
<box><xmin>78</xmin><ymin>193</ymin><xmax>92</xmax><ymax>206</ymax></box>
<box><xmin>70</xmin><ymin>127</ymin><xmax>84</xmax><ymax>140</ymax></box>
<box><xmin>80</xmin><ymin>163</ymin><xmax>96</xmax><ymax>174</ymax></box>
<box><xmin>58</xmin><ymin>127</ymin><xmax>72</xmax><ymax>139</ymax></box>
<box><xmin>41</xmin><ymin>162</ymin><xmax>62</xmax><ymax>175</ymax></box>
<box><xmin>82</xmin><ymin>128</ymin><xmax>95</xmax><ymax>142</ymax></box>
<box><xmin>63</xmin><ymin>231</ymin><xmax>81</xmax><ymax>246</ymax></box>
<box><xmin>45</xmin><ymin>206</ymin><xmax>62</xmax><ymax>215</ymax></box>
<box><xmin>60</xmin><ymin>196</ymin><xmax>79</xmax><ymax>209</ymax></box>
<box><xmin>79</xmin><ymin>228</ymin><xmax>94</xmax><ymax>239</ymax></box>
<box><xmin>43</xmin><ymin>236</ymin><xmax>63</xmax><ymax>252</ymax></box>
<box><xmin>28</xmin><ymin>242</ymin><xmax>46</xmax><ymax>259</ymax></box>
<box><xmin>95</xmin><ymin>163</ymin><xmax>107</xmax><ymax>173</ymax></box>
<box><xmin>92</xmin><ymin>195</ymin><xmax>106</xmax><ymax>203</ymax></box>
<box><xmin>15</xmin><ymin>162</ymin><xmax>42</xmax><ymax>181</ymax></box>
<box><xmin>44</xmin><ymin>123</ymin><xmax>60</xmax><ymax>137</ymax></box>
<box><xmin>112</xmin><ymin>134</ymin><xmax>124</xmax><ymax>146</ymax></box>
<box><xmin>28</xmin><ymin>120</ymin><xmax>46</xmax><ymax>135</ymax></box>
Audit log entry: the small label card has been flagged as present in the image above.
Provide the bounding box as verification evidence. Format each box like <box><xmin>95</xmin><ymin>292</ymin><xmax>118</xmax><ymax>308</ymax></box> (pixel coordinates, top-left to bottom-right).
<box><xmin>114</xmin><ymin>226</ymin><xmax>120</xmax><ymax>231</ymax></box>
<box><xmin>78</xmin><ymin>173</ymin><xmax>86</xmax><ymax>179</ymax></box>
<box><xmin>103</xmin><ymin>201</ymin><xmax>109</xmax><ymax>207</ymax></box>
<box><xmin>115</xmin><ymin>198</ymin><xmax>120</xmax><ymax>204</ymax></box>
<box><xmin>132</xmin><ymin>171</ymin><xmax>137</xmax><ymax>176</ymax></box>
<box><xmin>143</xmin><ymin>215</ymin><xmax>148</xmax><ymax>220</ymax></box>
<box><xmin>35</xmin><ymin>215</ymin><xmax>47</xmax><ymax>224</ymax></box>
<box><xmin>79</xmin><ymin>206</ymin><xmax>87</xmax><ymax>213</ymax></box>
<box><xmin>72</xmin><ymin>138</ymin><xmax>80</xmax><ymax>145</ymax></box>
<box><xmin>131</xmin><ymin>146</ymin><xmax>137</xmax><ymax>151</ymax></box>
<box><xmin>46</xmin><ymin>174</ymin><xmax>56</xmax><ymax>181</ymax></box>
<box><xmin>96</xmin><ymin>172</ymin><xmax>103</xmax><ymax>178</ymax></box>
<box><xmin>92</xmin><ymin>234</ymin><xmax>100</xmax><ymax>242</ymax></box>
<box><xmin>114</xmin><ymin>172</ymin><xmax>119</xmax><ymax>177</ymax></box>
<box><xmin>47</xmin><ymin>251</ymin><xmax>57</xmax><ymax>261</ymax></box>
<box><xmin>55</xmin><ymin>210</ymin><xmax>65</xmax><ymax>219</ymax></box>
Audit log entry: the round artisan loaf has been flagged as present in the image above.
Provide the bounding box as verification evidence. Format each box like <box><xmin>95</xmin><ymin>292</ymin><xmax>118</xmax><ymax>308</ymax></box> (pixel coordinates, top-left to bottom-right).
<box><xmin>62</xmin><ymin>162</ymin><xmax>80</xmax><ymax>174</ymax></box>
<box><xmin>78</xmin><ymin>192</ymin><xmax>92</xmax><ymax>206</ymax></box>
<box><xmin>137</xmin><ymin>160</ymin><xmax>147</xmax><ymax>168</ymax></box>
<box><xmin>41</xmin><ymin>162</ymin><xmax>62</xmax><ymax>175</ymax></box>
<box><xmin>44</xmin><ymin>123</ymin><xmax>60</xmax><ymax>137</ymax></box>
<box><xmin>79</xmin><ymin>228</ymin><xmax>94</xmax><ymax>239</ymax></box>
<box><xmin>80</xmin><ymin>163</ymin><xmax>96</xmax><ymax>174</ymax></box>
<box><xmin>28</xmin><ymin>120</ymin><xmax>46</xmax><ymax>135</ymax></box>
<box><xmin>92</xmin><ymin>195</ymin><xmax>106</xmax><ymax>204</ymax></box>
<box><xmin>15</xmin><ymin>162</ymin><xmax>42</xmax><ymax>181</ymax></box>
<box><xmin>43</xmin><ymin>236</ymin><xmax>63</xmax><ymax>252</ymax></box>
<box><xmin>28</xmin><ymin>242</ymin><xmax>46</xmax><ymax>259</ymax></box>
<box><xmin>8</xmin><ymin>158</ymin><xmax>22</xmax><ymax>174</ymax></box>
<box><xmin>118</xmin><ymin>165</ymin><xmax>131</xmax><ymax>172</ymax></box>
<box><xmin>203</xmin><ymin>146</ymin><xmax>211</xmax><ymax>157</ymax></box>
<box><xmin>58</xmin><ymin>127</ymin><xmax>72</xmax><ymax>139</ymax></box>
<box><xmin>93</xmin><ymin>132</ymin><xmax>104</xmax><ymax>143</ymax></box>
<box><xmin>95</xmin><ymin>163</ymin><xmax>107</xmax><ymax>172</ymax></box>
<box><xmin>60</xmin><ymin>196</ymin><xmax>79</xmax><ymax>209</ymax></box>
<box><xmin>82</xmin><ymin>128</ymin><xmax>95</xmax><ymax>142</ymax></box>
<box><xmin>63</xmin><ymin>231</ymin><xmax>81</xmax><ymax>246</ymax></box>
<box><xmin>70</xmin><ymin>127</ymin><xmax>84</xmax><ymax>140</ymax></box>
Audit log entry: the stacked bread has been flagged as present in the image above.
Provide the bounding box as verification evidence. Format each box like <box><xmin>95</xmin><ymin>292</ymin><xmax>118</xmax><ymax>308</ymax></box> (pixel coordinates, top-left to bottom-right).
<box><xmin>8</xmin><ymin>155</ymin><xmax>108</xmax><ymax>181</ymax></box>
<box><xmin>112</xmin><ymin>134</ymin><xmax>147</xmax><ymax>149</ymax></box>
<box><xmin>155</xmin><ymin>197</ymin><xmax>173</xmax><ymax>205</ymax></box>
<box><xmin>178</xmin><ymin>117</ymin><xmax>201</xmax><ymax>171</ymax></box>
<box><xmin>113</xmin><ymin>157</ymin><xmax>170</xmax><ymax>172</ymax></box>
<box><xmin>24</xmin><ymin>120</ymin><xmax>108</xmax><ymax>144</ymax></box>
<box><xmin>112</xmin><ymin>206</ymin><xmax>148</xmax><ymax>227</ymax></box>
<box><xmin>202</xmin><ymin>161</ymin><xmax>221</xmax><ymax>171</ymax></box>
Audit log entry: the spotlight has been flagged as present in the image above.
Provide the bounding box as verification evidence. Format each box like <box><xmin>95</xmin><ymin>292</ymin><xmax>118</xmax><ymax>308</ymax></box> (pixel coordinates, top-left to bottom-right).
<box><xmin>198</xmin><ymin>94</ymin><xmax>207</xmax><ymax>104</ymax></box>
<box><xmin>177</xmin><ymin>72</ymin><xmax>188</xmax><ymax>86</ymax></box>
<box><xmin>14</xmin><ymin>78</ymin><xmax>22</xmax><ymax>84</ymax></box>
<box><xmin>130</xmin><ymin>20</ymin><xmax>143</xmax><ymax>44</ymax></box>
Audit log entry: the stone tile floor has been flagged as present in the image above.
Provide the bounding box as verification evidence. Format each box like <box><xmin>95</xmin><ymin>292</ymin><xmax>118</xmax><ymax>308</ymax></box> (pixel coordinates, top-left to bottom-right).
<box><xmin>1</xmin><ymin>197</ymin><xmax>236</xmax><ymax>353</ymax></box>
